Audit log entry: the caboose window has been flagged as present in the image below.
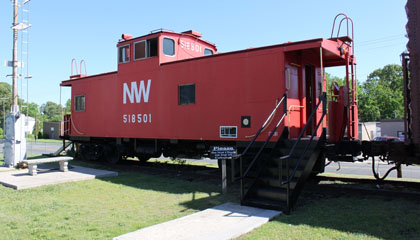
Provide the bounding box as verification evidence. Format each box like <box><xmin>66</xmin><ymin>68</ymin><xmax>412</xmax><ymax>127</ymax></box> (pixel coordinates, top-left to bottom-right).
<box><xmin>134</xmin><ymin>41</ymin><xmax>146</xmax><ymax>60</ymax></box>
<box><xmin>118</xmin><ymin>44</ymin><xmax>130</xmax><ymax>63</ymax></box>
<box><xmin>204</xmin><ymin>48</ymin><xmax>213</xmax><ymax>56</ymax></box>
<box><xmin>75</xmin><ymin>95</ymin><xmax>85</xmax><ymax>112</ymax></box>
<box><xmin>147</xmin><ymin>38</ymin><xmax>158</xmax><ymax>57</ymax></box>
<box><xmin>134</xmin><ymin>38</ymin><xmax>158</xmax><ymax>60</ymax></box>
<box><xmin>178</xmin><ymin>84</ymin><xmax>195</xmax><ymax>105</ymax></box>
<box><xmin>163</xmin><ymin>38</ymin><xmax>175</xmax><ymax>56</ymax></box>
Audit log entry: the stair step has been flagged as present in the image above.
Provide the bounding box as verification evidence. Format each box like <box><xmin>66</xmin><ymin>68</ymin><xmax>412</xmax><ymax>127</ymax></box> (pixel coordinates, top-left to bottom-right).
<box><xmin>272</xmin><ymin>149</ymin><xmax>315</xmax><ymax>159</ymax></box>
<box><xmin>255</xmin><ymin>186</ymin><xmax>288</xmax><ymax>202</ymax></box>
<box><xmin>276</xmin><ymin>142</ymin><xmax>318</xmax><ymax>153</ymax></box>
<box><xmin>240</xmin><ymin>131</ymin><xmax>326</xmax><ymax>212</ymax></box>
<box><xmin>265</xmin><ymin>166</ymin><xmax>303</xmax><ymax>178</ymax></box>
<box><xmin>269</xmin><ymin>156</ymin><xmax>311</xmax><ymax>168</ymax></box>
<box><xmin>241</xmin><ymin>197</ymin><xmax>286</xmax><ymax>211</ymax></box>
<box><xmin>259</xmin><ymin>176</ymin><xmax>298</xmax><ymax>189</ymax></box>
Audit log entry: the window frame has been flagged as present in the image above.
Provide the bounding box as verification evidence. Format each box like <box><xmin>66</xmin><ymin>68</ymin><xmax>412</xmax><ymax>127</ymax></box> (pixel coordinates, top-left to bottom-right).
<box><xmin>163</xmin><ymin>37</ymin><xmax>176</xmax><ymax>57</ymax></box>
<box><xmin>219</xmin><ymin>126</ymin><xmax>238</xmax><ymax>138</ymax></box>
<box><xmin>74</xmin><ymin>95</ymin><xmax>86</xmax><ymax>112</ymax></box>
<box><xmin>204</xmin><ymin>48</ymin><xmax>214</xmax><ymax>56</ymax></box>
<box><xmin>118</xmin><ymin>44</ymin><xmax>131</xmax><ymax>64</ymax></box>
<box><xmin>178</xmin><ymin>83</ymin><xmax>196</xmax><ymax>105</ymax></box>
<box><xmin>134</xmin><ymin>40</ymin><xmax>147</xmax><ymax>61</ymax></box>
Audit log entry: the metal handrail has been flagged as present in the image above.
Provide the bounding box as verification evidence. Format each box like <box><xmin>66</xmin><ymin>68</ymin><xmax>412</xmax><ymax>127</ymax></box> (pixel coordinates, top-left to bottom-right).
<box><xmin>330</xmin><ymin>13</ymin><xmax>355</xmax><ymax>55</ymax></box>
<box><xmin>280</xmin><ymin>92</ymin><xmax>327</xmax><ymax>185</ymax></box>
<box><xmin>241</xmin><ymin>95</ymin><xmax>287</xmax><ymax>179</ymax></box>
<box><xmin>240</xmin><ymin>94</ymin><xmax>287</xmax><ymax>158</ymax></box>
<box><xmin>242</xmin><ymin>108</ymin><xmax>287</xmax><ymax>178</ymax></box>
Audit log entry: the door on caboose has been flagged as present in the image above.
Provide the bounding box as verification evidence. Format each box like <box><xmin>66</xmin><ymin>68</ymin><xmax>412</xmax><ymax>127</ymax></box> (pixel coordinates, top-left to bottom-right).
<box><xmin>304</xmin><ymin>64</ymin><xmax>316</xmax><ymax>136</ymax></box>
<box><xmin>284</xmin><ymin>63</ymin><xmax>301</xmax><ymax>139</ymax></box>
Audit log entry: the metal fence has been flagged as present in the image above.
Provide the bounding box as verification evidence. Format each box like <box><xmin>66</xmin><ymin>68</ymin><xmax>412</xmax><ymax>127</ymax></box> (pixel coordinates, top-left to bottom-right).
<box><xmin>0</xmin><ymin>140</ymin><xmax>62</xmax><ymax>156</ymax></box>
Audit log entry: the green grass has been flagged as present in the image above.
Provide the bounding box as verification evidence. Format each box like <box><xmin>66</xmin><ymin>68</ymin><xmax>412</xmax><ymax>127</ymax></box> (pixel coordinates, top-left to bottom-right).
<box><xmin>0</xmin><ymin>165</ymin><xmax>236</xmax><ymax>240</ymax></box>
<box><xmin>148</xmin><ymin>158</ymin><xmax>218</xmax><ymax>168</ymax></box>
<box><xmin>1</xmin><ymin>157</ymin><xmax>420</xmax><ymax>240</ymax></box>
<box><xmin>319</xmin><ymin>172</ymin><xmax>420</xmax><ymax>183</ymax></box>
<box><xmin>239</xmin><ymin>195</ymin><xmax>420</xmax><ymax>240</ymax></box>
<box><xmin>26</xmin><ymin>138</ymin><xmax>62</xmax><ymax>143</ymax></box>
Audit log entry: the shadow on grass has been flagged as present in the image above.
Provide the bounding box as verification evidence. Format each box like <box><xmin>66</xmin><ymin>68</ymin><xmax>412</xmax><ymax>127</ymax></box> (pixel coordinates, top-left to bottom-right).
<box><xmin>267</xmin><ymin>190</ymin><xmax>420</xmax><ymax>240</ymax></box>
<box><xmin>80</xmin><ymin>159</ymin><xmax>239</xmax><ymax>211</ymax></box>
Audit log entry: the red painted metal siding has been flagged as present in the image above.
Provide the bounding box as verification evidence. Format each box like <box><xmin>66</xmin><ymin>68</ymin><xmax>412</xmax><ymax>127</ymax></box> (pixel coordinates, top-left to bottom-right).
<box><xmin>62</xmin><ymin>34</ymin><xmax>348</xmax><ymax>143</ymax></box>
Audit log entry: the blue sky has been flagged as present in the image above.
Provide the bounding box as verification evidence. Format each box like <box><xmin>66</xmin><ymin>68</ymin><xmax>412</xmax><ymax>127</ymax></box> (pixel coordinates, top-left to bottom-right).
<box><xmin>0</xmin><ymin>1</ymin><xmax>407</xmax><ymax>106</ymax></box>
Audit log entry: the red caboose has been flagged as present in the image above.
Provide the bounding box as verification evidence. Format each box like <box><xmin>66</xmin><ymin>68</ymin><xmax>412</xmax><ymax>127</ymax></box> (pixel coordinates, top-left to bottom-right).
<box><xmin>61</xmin><ymin>16</ymin><xmax>358</xmax><ymax>211</ymax></box>
<box><xmin>61</xmin><ymin>29</ymin><xmax>355</xmax><ymax>157</ymax></box>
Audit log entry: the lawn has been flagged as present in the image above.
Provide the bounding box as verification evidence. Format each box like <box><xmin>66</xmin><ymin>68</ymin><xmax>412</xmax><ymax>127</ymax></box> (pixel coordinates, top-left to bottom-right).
<box><xmin>0</xmin><ymin>160</ymin><xmax>236</xmax><ymax>240</ymax></box>
<box><xmin>26</xmin><ymin>138</ymin><xmax>63</xmax><ymax>143</ymax></box>
<box><xmin>319</xmin><ymin>172</ymin><xmax>420</xmax><ymax>183</ymax></box>
<box><xmin>1</xmin><ymin>157</ymin><xmax>420</xmax><ymax>240</ymax></box>
<box><xmin>239</xmin><ymin>191</ymin><xmax>420</xmax><ymax>240</ymax></box>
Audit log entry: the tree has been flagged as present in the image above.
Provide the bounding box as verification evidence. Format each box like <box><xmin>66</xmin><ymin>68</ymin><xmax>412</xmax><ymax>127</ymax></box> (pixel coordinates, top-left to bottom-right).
<box><xmin>40</xmin><ymin>101</ymin><xmax>63</xmax><ymax>122</ymax></box>
<box><xmin>325</xmin><ymin>72</ymin><xmax>345</xmax><ymax>87</ymax></box>
<box><xmin>27</xmin><ymin>102</ymin><xmax>40</xmax><ymax>118</ymax></box>
<box><xmin>0</xmin><ymin>82</ymin><xmax>13</xmax><ymax>132</ymax></box>
<box><xmin>358</xmin><ymin>64</ymin><xmax>403</xmax><ymax>122</ymax></box>
<box><xmin>64</xmin><ymin>99</ymin><xmax>71</xmax><ymax>115</ymax></box>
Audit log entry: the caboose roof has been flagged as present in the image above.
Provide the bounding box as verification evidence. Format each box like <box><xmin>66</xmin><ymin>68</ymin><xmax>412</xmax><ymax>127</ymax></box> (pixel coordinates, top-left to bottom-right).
<box><xmin>117</xmin><ymin>29</ymin><xmax>216</xmax><ymax>48</ymax></box>
<box><xmin>161</xmin><ymin>37</ymin><xmax>353</xmax><ymax>67</ymax></box>
<box><xmin>60</xmin><ymin>71</ymin><xmax>117</xmax><ymax>87</ymax></box>
<box><xmin>61</xmin><ymin>35</ymin><xmax>352</xmax><ymax>86</ymax></box>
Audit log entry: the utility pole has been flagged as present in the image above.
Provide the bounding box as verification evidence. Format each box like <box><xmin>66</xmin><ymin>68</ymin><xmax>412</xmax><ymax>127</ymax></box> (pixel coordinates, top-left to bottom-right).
<box><xmin>4</xmin><ymin>0</ymin><xmax>32</xmax><ymax>167</ymax></box>
<box><xmin>12</xmin><ymin>0</ymin><xmax>19</xmax><ymax>110</ymax></box>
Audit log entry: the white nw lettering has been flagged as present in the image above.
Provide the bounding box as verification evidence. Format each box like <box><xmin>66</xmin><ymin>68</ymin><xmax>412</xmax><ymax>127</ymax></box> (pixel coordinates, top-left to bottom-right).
<box><xmin>123</xmin><ymin>79</ymin><xmax>151</xmax><ymax>104</ymax></box>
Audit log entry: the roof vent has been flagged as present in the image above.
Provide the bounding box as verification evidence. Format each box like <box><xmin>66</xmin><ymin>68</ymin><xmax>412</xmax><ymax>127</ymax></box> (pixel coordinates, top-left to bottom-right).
<box><xmin>182</xmin><ymin>30</ymin><xmax>202</xmax><ymax>38</ymax></box>
<box><xmin>121</xmin><ymin>34</ymin><xmax>132</xmax><ymax>40</ymax></box>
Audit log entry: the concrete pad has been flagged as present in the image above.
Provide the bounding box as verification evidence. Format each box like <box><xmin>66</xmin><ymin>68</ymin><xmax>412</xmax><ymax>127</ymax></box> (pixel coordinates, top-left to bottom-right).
<box><xmin>0</xmin><ymin>165</ymin><xmax>118</xmax><ymax>190</ymax></box>
<box><xmin>114</xmin><ymin>202</ymin><xmax>281</xmax><ymax>240</ymax></box>
<box><xmin>0</xmin><ymin>166</ymin><xmax>16</xmax><ymax>172</ymax></box>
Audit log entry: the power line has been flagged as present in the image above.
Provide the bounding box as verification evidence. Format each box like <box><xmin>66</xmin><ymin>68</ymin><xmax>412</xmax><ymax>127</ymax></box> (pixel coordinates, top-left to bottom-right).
<box><xmin>358</xmin><ymin>42</ymin><xmax>406</xmax><ymax>52</ymax></box>
<box><xmin>358</xmin><ymin>36</ymin><xmax>406</xmax><ymax>47</ymax></box>
<box><xmin>358</xmin><ymin>34</ymin><xmax>405</xmax><ymax>45</ymax></box>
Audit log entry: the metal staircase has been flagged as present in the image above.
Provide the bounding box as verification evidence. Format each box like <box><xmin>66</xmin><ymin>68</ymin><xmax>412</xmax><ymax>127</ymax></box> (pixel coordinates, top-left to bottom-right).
<box><xmin>239</xmin><ymin>93</ymin><xmax>327</xmax><ymax>213</ymax></box>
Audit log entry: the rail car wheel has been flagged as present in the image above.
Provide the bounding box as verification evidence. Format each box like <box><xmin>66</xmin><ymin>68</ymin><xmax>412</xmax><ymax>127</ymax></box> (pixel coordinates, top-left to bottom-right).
<box><xmin>78</xmin><ymin>144</ymin><xmax>89</xmax><ymax>161</ymax></box>
<box><xmin>104</xmin><ymin>145</ymin><xmax>121</xmax><ymax>164</ymax></box>
<box><xmin>136</xmin><ymin>154</ymin><xmax>151</xmax><ymax>163</ymax></box>
<box><xmin>79</xmin><ymin>144</ymin><xmax>102</xmax><ymax>161</ymax></box>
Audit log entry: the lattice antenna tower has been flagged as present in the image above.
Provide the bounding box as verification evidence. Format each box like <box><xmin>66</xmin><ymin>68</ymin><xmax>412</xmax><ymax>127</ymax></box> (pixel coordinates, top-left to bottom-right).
<box><xmin>18</xmin><ymin>0</ymin><xmax>32</xmax><ymax>117</ymax></box>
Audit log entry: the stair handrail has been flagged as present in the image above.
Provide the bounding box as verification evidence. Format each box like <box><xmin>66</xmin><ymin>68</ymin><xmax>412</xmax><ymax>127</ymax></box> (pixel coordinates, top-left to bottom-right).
<box><xmin>239</xmin><ymin>93</ymin><xmax>287</xmax><ymax>158</ymax></box>
<box><xmin>280</xmin><ymin>92</ymin><xmax>327</xmax><ymax>185</ymax></box>
<box><xmin>242</xmin><ymin>94</ymin><xmax>288</xmax><ymax>178</ymax></box>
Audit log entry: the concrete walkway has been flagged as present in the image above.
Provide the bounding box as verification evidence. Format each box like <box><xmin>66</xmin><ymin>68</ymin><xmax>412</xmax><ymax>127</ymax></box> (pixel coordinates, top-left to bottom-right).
<box><xmin>0</xmin><ymin>165</ymin><xmax>118</xmax><ymax>190</ymax></box>
<box><xmin>114</xmin><ymin>202</ymin><xmax>281</xmax><ymax>240</ymax></box>
<box><xmin>0</xmin><ymin>166</ymin><xmax>16</xmax><ymax>172</ymax></box>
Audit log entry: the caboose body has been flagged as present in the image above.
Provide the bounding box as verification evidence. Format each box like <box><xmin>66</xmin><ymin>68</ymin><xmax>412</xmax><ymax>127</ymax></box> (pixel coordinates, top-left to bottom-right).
<box><xmin>61</xmin><ymin>29</ymin><xmax>355</xmax><ymax>162</ymax></box>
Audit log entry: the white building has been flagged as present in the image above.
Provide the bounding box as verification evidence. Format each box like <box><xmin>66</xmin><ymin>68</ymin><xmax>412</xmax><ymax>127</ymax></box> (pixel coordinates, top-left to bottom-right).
<box><xmin>358</xmin><ymin>122</ymin><xmax>380</xmax><ymax>141</ymax></box>
<box><xmin>24</xmin><ymin>116</ymin><xmax>36</xmax><ymax>135</ymax></box>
